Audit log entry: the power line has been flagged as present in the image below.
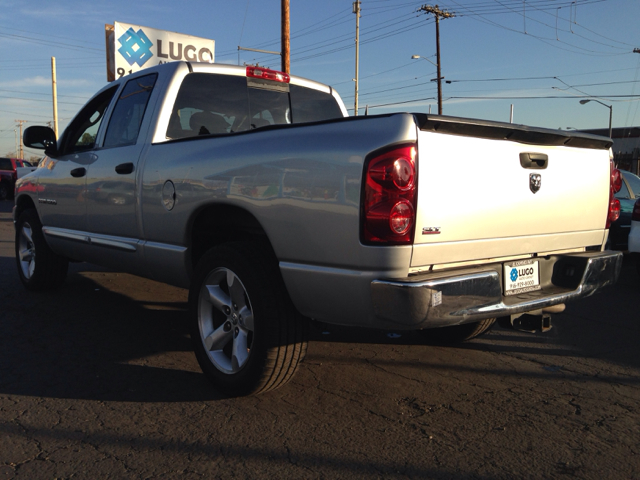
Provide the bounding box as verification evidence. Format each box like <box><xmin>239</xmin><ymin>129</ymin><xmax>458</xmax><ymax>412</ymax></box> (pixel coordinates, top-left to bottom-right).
<box><xmin>445</xmin><ymin>0</ymin><xmax>630</xmax><ymax>57</ymax></box>
<box><xmin>0</xmin><ymin>32</ymin><xmax>103</xmax><ymax>53</ymax></box>
<box><xmin>363</xmin><ymin>92</ymin><xmax>640</xmax><ymax>111</ymax></box>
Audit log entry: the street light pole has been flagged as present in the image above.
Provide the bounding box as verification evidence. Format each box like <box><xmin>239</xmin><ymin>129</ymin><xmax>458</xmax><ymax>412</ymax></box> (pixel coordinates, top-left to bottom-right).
<box><xmin>411</xmin><ymin>54</ymin><xmax>440</xmax><ymax>114</ymax></box>
<box><xmin>579</xmin><ymin>99</ymin><xmax>612</xmax><ymax>139</ymax></box>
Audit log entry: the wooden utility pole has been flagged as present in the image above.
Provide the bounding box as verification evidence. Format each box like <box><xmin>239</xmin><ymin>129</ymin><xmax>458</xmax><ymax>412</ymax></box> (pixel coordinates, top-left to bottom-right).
<box><xmin>353</xmin><ymin>1</ymin><xmax>361</xmax><ymax>116</ymax></box>
<box><xmin>51</xmin><ymin>57</ymin><xmax>59</xmax><ymax>138</ymax></box>
<box><xmin>281</xmin><ymin>0</ymin><xmax>290</xmax><ymax>73</ymax></box>
<box><xmin>419</xmin><ymin>4</ymin><xmax>455</xmax><ymax>115</ymax></box>
<box><xmin>15</xmin><ymin>120</ymin><xmax>25</xmax><ymax>159</ymax></box>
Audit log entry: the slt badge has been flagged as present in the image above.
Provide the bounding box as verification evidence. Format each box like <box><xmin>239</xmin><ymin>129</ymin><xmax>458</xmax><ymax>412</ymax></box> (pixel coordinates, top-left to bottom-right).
<box><xmin>530</xmin><ymin>173</ymin><xmax>541</xmax><ymax>194</ymax></box>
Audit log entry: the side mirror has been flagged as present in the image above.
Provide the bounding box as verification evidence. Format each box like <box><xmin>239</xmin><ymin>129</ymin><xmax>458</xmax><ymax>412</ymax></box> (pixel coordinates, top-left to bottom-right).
<box><xmin>23</xmin><ymin>126</ymin><xmax>58</xmax><ymax>157</ymax></box>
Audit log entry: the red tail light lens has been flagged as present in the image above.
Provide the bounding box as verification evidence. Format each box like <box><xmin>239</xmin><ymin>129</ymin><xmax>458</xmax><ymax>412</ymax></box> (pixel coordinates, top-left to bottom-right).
<box><xmin>608</xmin><ymin>197</ymin><xmax>621</xmax><ymax>224</ymax></box>
<box><xmin>611</xmin><ymin>168</ymin><xmax>622</xmax><ymax>193</ymax></box>
<box><xmin>606</xmin><ymin>160</ymin><xmax>621</xmax><ymax>228</ymax></box>
<box><xmin>246</xmin><ymin>66</ymin><xmax>290</xmax><ymax>83</ymax></box>
<box><xmin>362</xmin><ymin>145</ymin><xmax>417</xmax><ymax>245</ymax></box>
<box><xmin>632</xmin><ymin>198</ymin><xmax>640</xmax><ymax>222</ymax></box>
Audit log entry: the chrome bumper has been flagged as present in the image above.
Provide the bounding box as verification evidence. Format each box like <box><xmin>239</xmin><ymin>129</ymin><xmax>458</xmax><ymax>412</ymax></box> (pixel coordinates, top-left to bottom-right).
<box><xmin>371</xmin><ymin>251</ymin><xmax>622</xmax><ymax>329</ymax></box>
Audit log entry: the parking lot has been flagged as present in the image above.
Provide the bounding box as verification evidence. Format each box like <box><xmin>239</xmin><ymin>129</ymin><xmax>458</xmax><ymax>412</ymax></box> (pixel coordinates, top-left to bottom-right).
<box><xmin>1</xmin><ymin>198</ymin><xmax>639</xmax><ymax>479</ymax></box>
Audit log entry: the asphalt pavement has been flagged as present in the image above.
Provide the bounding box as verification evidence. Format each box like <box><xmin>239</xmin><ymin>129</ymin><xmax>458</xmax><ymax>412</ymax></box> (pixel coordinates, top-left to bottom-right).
<box><xmin>1</xmin><ymin>199</ymin><xmax>639</xmax><ymax>479</ymax></box>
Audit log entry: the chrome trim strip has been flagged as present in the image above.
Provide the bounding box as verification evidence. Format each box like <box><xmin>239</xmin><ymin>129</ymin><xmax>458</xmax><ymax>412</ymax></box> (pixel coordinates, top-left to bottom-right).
<box><xmin>42</xmin><ymin>227</ymin><xmax>138</xmax><ymax>253</ymax></box>
<box><xmin>143</xmin><ymin>241</ymin><xmax>187</xmax><ymax>253</ymax></box>
<box><xmin>42</xmin><ymin>227</ymin><xmax>89</xmax><ymax>244</ymax></box>
<box><xmin>371</xmin><ymin>251</ymin><xmax>622</xmax><ymax>329</ymax></box>
<box><xmin>90</xmin><ymin>237</ymin><xmax>137</xmax><ymax>252</ymax></box>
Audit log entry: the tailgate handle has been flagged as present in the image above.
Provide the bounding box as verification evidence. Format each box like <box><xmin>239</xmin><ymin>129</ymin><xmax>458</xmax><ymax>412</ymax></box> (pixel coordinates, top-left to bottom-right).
<box><xmin>520</xmin><ymin>153</ymin><xmax>548</xmax><ymax>169</ymax></box>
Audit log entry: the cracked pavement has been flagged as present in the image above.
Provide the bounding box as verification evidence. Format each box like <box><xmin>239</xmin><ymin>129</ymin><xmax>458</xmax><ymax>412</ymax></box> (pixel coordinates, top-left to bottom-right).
<box><xmin>1</xmin><ymin>200</ymin><xmax>639</xmax><ymax>479</ymax></box>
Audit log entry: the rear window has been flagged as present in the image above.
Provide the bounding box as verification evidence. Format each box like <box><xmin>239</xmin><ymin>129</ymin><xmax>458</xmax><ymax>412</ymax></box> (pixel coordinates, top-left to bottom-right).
<box><xmin>0</xmin><ymin>158</ymin><xmax>13</xmax><ymax>170</ymax></box>
<box><xmin>289</xmin><ymin>84</ymin><xmax>343</xmax><ymax>123</ymax></box>
<box><xmin>167</xmin><ymin>73</ymin><xmax>342</xmax><ymax>140</ymax></box>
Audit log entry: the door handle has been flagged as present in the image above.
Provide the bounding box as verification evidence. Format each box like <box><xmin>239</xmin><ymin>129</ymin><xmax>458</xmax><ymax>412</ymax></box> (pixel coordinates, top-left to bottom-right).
<box><xmin>115</xmin><ymin>162</ymin><xmax>134</xmax><ymax>175</ymax></box>
<box><xmin>70</xmin><ymin>167</ymin><xmax>86</xmax><ymax>178</ymax></box>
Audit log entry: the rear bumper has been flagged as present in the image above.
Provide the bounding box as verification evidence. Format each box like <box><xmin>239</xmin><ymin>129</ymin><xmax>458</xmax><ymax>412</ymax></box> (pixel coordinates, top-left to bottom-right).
<box><xmin>371</xmin><ymin>251</ymin><xmax>622</xmax><ymax>329</ymax></box>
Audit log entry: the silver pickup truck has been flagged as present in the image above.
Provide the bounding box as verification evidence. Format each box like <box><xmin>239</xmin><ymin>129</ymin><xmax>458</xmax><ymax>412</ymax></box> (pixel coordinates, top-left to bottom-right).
<box><xmin>15</xmin><ymin>61</ymin><xmax>622</xmax><ymax>395</ymax></box>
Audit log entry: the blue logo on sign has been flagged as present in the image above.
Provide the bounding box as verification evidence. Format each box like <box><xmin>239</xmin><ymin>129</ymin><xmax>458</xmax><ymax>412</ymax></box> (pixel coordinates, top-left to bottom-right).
<box><xmin>510</xmin><ymin>268</ymin><xmax>518</xmax><ymax>282</ymax></box>
<box><xmin>117</xmin><ymin>28</ymin><xmax>153</xmax><ymax>67</ymax></box>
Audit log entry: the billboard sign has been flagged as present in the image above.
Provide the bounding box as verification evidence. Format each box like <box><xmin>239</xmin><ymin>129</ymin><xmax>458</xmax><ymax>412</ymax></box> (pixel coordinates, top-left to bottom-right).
<box><xmin>106</xmin><ymin>22</ymin><xmax>215</xmax><ymax>81</ymax></box>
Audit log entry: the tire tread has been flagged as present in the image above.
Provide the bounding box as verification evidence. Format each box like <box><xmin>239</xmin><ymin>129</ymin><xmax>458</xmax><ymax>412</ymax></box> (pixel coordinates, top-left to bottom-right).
<box><xmin>190</xmin><ymin>240</ymin><xmax>308</xmax><ymax>396</ymax></box>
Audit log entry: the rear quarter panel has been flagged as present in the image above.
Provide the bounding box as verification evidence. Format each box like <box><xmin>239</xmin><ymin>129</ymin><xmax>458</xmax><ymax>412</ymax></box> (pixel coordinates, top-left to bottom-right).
<box><xmin>141</xmin><ymin>114</ymin><xmax>418</xmax><ymax>273</ymax></box>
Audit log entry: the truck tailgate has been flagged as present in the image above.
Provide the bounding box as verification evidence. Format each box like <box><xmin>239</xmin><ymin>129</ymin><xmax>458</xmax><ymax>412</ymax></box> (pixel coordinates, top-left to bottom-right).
<box><xmin>412</xmin><ymin>124</ymin><xmax>611</xmax><ymax>268</ymax></box>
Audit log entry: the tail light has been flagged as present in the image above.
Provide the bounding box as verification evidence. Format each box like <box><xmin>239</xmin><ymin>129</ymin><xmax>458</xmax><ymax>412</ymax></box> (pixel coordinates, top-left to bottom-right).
<box><xmin>607</xmin><ymin>161</ymin><xmax>621</xmax><ymax>228</ymax></box>
<box><xmin>362</xmin><ymin>144</ymin><xmax>417</xmax><ymax>245</ymax></box>
<box><xmin>611</xmin><ymin>168</ymin><xmax>622</xmax><ymax>193</ymax></box>
<box><xmin>632</xmin><ymin>198</ymin><xmax>640</xmax><ymax>222</ymax></box>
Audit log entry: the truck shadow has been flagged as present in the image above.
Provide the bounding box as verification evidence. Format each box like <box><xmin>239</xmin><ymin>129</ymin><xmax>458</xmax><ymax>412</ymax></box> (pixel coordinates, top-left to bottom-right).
<box><xmin>308</xmin><ymin>254</ymin><xmax>640</xmax><ymax>373</ymax></box>
<box><xmin>0</xmin><ymin>257</ymin><xmax>225</xmax><ymax>402</ymax></box>
<box><xmin>0</xmin><ymin>252</ymin><xmax>637</xmax><ymax>403</ymax></box>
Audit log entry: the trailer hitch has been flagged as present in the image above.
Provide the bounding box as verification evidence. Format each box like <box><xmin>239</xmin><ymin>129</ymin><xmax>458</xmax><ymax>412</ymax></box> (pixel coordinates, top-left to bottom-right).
<box><xmin>497</xmin><ymin>304</ymin><xmax>564</xmax><ymax>333</ymax></box>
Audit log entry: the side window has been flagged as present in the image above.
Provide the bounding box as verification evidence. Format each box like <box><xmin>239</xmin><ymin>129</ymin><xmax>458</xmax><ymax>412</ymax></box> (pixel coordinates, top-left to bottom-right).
<box><xmin>0</xmin><ymin>158</ymin><xmax>11</xmax><ymax>170</ymax></box>
<box><xmin>289</xmin><ymin>84</ymin><xmax>343</xmax><ymax>123</ymax></box>
<box><xmin>104</xmin><ymin>74</ymin><xmax>157</xmax><ymax>148</ymax></box>
<box><xmin>59</xmin><ymin>86</ymin><xmax>118</xmax><ymax>155</ymax></box>
<box><xmin>168</xmin><ymin>73</ymin><xmax>249</xmax><ymax>139</ymax></box>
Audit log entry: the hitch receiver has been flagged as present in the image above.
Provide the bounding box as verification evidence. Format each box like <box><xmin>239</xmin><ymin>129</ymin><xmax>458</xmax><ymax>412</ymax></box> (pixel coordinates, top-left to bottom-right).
<box><xmin>498</xmin><ymin>306</ymin><xmax>561</xmax><ymax>333</ymax></box>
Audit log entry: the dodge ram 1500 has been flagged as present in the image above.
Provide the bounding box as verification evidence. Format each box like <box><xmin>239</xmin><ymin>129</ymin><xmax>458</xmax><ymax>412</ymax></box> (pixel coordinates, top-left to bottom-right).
<box><xmin>15</xmin><ymin>61</ymin><xmax>622</xmax><ymax>395</ymax></box>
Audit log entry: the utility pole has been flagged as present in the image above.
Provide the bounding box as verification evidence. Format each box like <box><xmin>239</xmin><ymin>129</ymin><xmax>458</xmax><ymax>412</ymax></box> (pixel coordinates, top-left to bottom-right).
<box><xmin>281</xmin><ymin>0</ymin><xmax>290</xmax><ymax>73</ymax></box>
<box><xmin>419</xmin><ymin>4</ymin><xmax>454</xmax><ymax>115</ymax></box>
<box><xmin>51</xmin><ymin>57</ymin><xmax>59</xmax><ymax>138</ymax></box>
<box><xmin>15</xmin><ymin>120</ymin><xmax>26</xmax><ymax>159</ymax></box>
<box><xmin>353</xmin><ymin>1</ymin><xmax>361</xmax><ymax>116</ymax></box>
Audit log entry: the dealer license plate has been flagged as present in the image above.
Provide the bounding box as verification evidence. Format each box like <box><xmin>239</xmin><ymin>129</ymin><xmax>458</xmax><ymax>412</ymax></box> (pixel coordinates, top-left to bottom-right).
<box><xmin>504</xmin><ymin>259</ymin><xmax>541</xmax><ymax>296</ymax></box>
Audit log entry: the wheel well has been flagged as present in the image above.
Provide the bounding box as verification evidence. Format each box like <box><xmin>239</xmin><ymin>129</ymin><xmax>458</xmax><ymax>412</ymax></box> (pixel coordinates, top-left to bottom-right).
<box><xmin>14</xmin><ymin>194</ymin><xmax>36</xmax><ymax>219</ymax></box>
<box><xmin>189</xmin><ymin>204</ymin><xmax>275</xmax><ymax>269</ymax></box>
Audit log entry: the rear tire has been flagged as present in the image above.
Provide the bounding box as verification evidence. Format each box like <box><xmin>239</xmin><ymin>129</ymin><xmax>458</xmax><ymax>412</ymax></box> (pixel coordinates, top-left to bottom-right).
<box><xmin>15</xmin><ymin>208</ymin><xmax>69</xmax><ymax>291</ymax></box>
<box><xmin>420</xmin><ymin>318</ymin><xmax>496</xmax><ymax>344</ymax></box>
<box><xmin>189</xmin><ymin>241</ymin><xmax>308</xmax><ymax>396</ymax></box>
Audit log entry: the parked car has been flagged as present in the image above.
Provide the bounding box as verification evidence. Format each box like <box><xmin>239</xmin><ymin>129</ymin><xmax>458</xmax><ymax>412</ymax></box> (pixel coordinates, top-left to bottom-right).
<box><xmin>0</xmin><ymin>157</ymin><xmax>29</xmax><ymax>200</ymax></box>
<box><xmin>609</xmin><ymin>170</ymin><xmax>640</xmax><ymax>250</ymax></box>
<box><xmin>627</xmin><ymin>198</ymin><xmax>640</xmax><ymax>275</ymax></box>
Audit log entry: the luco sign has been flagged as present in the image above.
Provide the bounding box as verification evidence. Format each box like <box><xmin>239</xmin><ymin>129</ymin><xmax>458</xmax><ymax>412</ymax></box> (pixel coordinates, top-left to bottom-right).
<box><xmin>106</xmin><ymin>22</ymin><xmax>215</xmax><ymax>81</ymax></box>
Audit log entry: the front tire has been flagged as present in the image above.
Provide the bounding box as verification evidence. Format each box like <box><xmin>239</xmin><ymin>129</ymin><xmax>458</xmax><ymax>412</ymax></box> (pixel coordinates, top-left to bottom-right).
<box><xmin>189</xmin><ymin>241</ymin><xmax>307</xmax><ymax>396</ymax></box>
<box><xmin>420</xmin><ymin>318</ymin><xmax>496</xmax><ymax>344</ymax></box>
<box><xmin>15</xmin><ymin>208</ymin><xmax>69</xmax><ymax>291</ymax></box>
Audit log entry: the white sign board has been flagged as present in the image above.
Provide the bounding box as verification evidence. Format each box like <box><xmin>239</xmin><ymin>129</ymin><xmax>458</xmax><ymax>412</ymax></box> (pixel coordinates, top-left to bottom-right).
<box><xmin>107</xmin><ymin>22</ymin><xmax>215</xmax><ymax>81</ymax></box>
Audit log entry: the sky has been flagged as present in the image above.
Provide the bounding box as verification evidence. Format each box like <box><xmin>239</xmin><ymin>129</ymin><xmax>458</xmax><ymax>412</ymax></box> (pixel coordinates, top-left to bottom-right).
<box><xmin>1</xmin><ymin>0</ymin><xmax>639</xmax><ymax>160</ymax></box>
